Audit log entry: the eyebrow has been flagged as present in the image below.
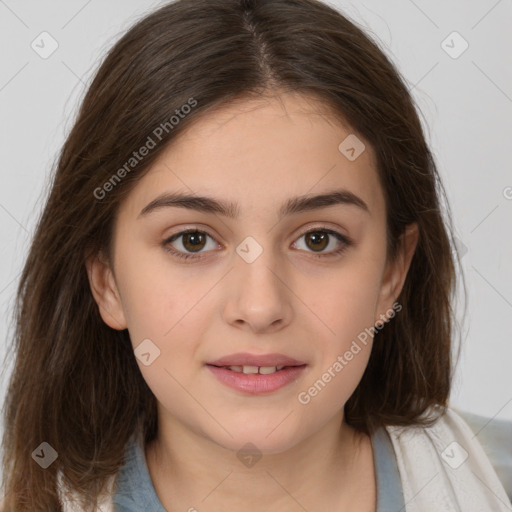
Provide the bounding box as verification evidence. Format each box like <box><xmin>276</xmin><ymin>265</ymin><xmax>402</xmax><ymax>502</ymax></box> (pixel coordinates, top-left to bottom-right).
<box><xmin>138</xmin><ymin>189</ymin><xmax>370</xmax><ymax>219</ymax></box>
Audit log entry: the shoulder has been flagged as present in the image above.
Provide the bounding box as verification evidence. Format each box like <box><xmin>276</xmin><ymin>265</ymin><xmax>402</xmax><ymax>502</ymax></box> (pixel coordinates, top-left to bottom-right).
<box><xmin>58</xmin><ymin>471</ymin><xmax>117</xmax><ymax>512</ymax></box>
<box><xmin>58</xmin><ymin>433</ymin><xmax>141</xmax><ymax>511</ymax></box>
<box><xmin>452</xmin><ymin>407</ymin><xmax>512</xmax><ymax>502</ymax></box>
<box><xmin>384</xmin><ymin>405</ymin><xmax>512</xmax><ymax>510</ymax></box>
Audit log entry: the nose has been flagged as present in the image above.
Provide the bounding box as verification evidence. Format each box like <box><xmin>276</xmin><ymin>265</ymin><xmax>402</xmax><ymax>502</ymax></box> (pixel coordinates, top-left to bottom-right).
<box><xmin>222</xmin><ymin>244</ymin><xmax>294</xmax><ymax>334</ymax></box>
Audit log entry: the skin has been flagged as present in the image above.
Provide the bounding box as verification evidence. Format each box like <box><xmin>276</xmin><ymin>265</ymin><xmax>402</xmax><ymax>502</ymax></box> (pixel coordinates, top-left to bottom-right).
<box><xmin>87</xmin><ymin>91</ymin><xmax>418</xmax><ymax>511</ymax></box>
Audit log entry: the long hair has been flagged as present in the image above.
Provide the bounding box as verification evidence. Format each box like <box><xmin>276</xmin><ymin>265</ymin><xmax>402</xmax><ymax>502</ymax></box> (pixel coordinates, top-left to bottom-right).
<box><xmin>0</xmin><ymin>0</ymin><xmax>465</xmax><ymax>509</ymax></box>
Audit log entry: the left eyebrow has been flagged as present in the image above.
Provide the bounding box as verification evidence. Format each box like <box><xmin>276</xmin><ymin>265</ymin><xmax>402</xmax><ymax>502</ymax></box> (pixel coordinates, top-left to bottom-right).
<box><xmin>137</xmin><ymin>189</ymin><xmax>370</xmax><ymax>220</ymax></box>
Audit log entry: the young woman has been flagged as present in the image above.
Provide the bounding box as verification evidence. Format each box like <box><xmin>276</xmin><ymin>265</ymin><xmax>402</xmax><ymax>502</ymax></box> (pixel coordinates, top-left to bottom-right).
<box><xmin>1</xmin><ymin>0</ymin><xmax>511</xmax><ymax>511</ymax></box>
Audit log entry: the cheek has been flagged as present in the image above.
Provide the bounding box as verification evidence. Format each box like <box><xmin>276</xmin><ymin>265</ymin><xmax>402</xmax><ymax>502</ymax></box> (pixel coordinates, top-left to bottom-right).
<box><xmin>295</xmin><ymin>345</ymin><xmax>372</xmax><ymax>428</ymax></box>
<box><xmin>294</xmin><ymin>270</ymin><xmax>380</xmax><ymax>416</ymax></box>
<box><xmin>298</xmin><ymin>224</ymin><xmax>386</xmax><ymax>336</ymax></box>
<box><xmin>295</xmin><ymin>255</ymin><xmax>384</xmax><ymax>405</ymax></box>
<box><xmin>114</xmin><ymin>243</ymin><xmax>205</xmax><ymax>339</ymax></box>
<box><xmin>307</xmin><ymin>260</ymin><xmax>383</xmax><ymax>347</ymax></box>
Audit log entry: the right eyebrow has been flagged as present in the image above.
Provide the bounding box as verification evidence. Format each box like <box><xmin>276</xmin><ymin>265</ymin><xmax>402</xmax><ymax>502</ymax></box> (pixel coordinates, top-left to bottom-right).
<box><xmin>137</xmin><ymin>189</ymin><xmax>370</xmax><ymax>220</ymax></box>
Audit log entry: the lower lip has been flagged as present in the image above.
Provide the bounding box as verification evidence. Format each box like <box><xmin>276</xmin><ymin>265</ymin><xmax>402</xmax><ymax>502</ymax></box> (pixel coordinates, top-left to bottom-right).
<box><xmin>206</xmin><ymin>364</ymin><xmax>307</xmax><ymax>394</ymax></box>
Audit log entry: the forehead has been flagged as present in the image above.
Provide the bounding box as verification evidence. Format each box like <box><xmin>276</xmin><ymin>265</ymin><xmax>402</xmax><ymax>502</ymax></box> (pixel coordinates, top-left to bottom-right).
<box><xmin>118</xmin><ymin>92</ymin><xmax>385</xmax><ymax>222</ymax></box>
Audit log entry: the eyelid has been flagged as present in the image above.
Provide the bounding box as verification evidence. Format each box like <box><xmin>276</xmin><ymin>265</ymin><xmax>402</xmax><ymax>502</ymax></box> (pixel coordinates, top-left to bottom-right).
<box><xmin>295</xmin><ymin>224</ymin><xmax>352</xmax><ymax>243</ymax></box>
<box><xmin>162</xmin><ymin>224</ymin><xmax>353</xmax><ymax>261</ymax></box>
<box><xmin>164</xmin><ymin>223</ymin><xmax>350</xmax><ymax>242</ymax></box>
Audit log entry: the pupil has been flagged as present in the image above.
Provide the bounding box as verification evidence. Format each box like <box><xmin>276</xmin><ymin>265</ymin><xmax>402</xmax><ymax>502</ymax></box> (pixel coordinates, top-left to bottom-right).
<box><xmin>307</xmin><ymin>232</ymin><xmax>327</xmax><ymax>251</ymax></box>
<box><xmin>184</xmin><ymin>232</ymin><xmax>205</xmax><ymax>252</ymax></box>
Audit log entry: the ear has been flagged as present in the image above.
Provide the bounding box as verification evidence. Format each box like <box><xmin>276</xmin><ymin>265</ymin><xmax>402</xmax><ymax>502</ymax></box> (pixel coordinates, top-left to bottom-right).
<box><xmin>375</xmin><ymin>222</ymin><xmax>419</xmax><ymax>324</ymax></box>
<box><xmin>85</xmin><ymin>250</ymin><xmax>128</xmax><ymax>330</ymax></box>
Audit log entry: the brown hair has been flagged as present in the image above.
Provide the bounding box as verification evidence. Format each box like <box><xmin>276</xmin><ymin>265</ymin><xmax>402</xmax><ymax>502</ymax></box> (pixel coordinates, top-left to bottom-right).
<box><xmin>0</xmin><ymin>0</ymin><xmax>466</xmax><ymax>509</ymax></box>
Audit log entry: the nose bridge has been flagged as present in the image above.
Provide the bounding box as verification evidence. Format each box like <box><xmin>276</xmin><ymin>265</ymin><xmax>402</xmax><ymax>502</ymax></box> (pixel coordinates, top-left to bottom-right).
<box><xmin>224</xmin><ymin>233</ymin><xmax>292</xmax><ymax>331</ymax></box>
<box><xmin>234</xmin><ymin>233</ymin><xmax>283</xmax><ymax>293</ymax></box>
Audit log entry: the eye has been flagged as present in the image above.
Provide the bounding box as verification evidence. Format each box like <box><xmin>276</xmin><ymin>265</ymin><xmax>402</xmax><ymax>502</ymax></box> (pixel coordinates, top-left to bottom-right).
<box><xmin>292</xmin><ymin>227</ymin><xmax>352</xmax><ymax>259</ymax></box>
<box><xmin>162</xmin><ymin>226</ymin><xmax>353</xmax><ymax>262</ymax></box>
<box><xmin>163</xmin><ymin>229</ymin><xmax>219</xmax><ymax>261</ymax></box>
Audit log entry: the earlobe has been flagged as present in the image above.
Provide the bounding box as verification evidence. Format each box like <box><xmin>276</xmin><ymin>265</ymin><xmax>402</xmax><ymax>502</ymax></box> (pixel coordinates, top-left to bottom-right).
<box><xmin>85</xmin><ymin>251</ymin><xmax>128</xmax><ymax>330</ymax></box>
<box><xmin>375</xmin><ymin>222</ymin><xmax>419</xmax><ymax>324</ymax></box>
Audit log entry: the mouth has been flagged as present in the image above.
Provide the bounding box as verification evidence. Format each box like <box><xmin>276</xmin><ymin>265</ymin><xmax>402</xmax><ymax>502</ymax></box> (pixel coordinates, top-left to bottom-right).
<box><xmin>206</xmin><ymin>352</ymin><xmax>306</xmax><ymax>368</ymax></box>
<box><xmin>207</xmin><ymin>364</ymin><xmax>303</xmax><ymax>374</ymax></box>
<box><xmin>205</xmin><ymin>363</ymin><xmax>308</xmax><ymax>394</ymax></box>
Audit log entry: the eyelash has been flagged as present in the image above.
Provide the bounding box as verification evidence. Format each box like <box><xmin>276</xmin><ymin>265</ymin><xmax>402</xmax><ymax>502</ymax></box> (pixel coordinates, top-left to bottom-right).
<box><xmin>162</xmin><ymin>226</ymin><xmax>353</xmax><ymax>262</ymax></box>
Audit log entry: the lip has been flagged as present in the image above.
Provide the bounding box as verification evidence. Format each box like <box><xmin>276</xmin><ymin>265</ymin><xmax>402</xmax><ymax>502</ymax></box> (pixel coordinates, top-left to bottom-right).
<box><xmin>207</xmin><ymin>352</ymin><xmax>306</xmax><ymax>367</ymax></box>
<box><xmin>206</xmin><ymin>364</ymin><xmax>307</xmax><ymax>394</ymax></box>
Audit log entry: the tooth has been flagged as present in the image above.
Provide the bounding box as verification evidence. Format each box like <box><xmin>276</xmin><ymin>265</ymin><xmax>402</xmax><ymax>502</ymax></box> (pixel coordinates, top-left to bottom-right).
<box><xmin>259</xmin><ymin>366</ymin><xmax>277</xmax><ymax>374</ymax></box>
<box><xmin>228</xmin><ymin>365</ymin><xmax>243</xmax><ymax>372</ymax></box>
<box><xmin>242</xmin><ymin>365</ymin><xmax>259</xmax><ymax>374</ymax></box>
<box><xmin>276</xmin><ymin>365</ymin><xmax>285</xmax><ymax>370</ymax></box>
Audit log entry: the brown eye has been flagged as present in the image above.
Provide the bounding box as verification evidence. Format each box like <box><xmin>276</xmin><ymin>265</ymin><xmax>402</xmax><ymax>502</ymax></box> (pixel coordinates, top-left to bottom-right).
<box><xmin>293</xmin><ymin>228</ymin><xmax>351</xmax><ymax>258</ymax></box>
<box><xmin>163</xmin><ymin>229</ymin><xmax>218</xmax><ymax>261</ymax></box>
<box><xmin>304</xmin><ymin>231</ymin><xmax>329</xmax><ymax>252</ymax></box>
<box><xmin>163</xmin><ymin>226</ymin><xmax>352</xmax><ymax>263</ymax></box>
<box><xmin>181</xmin><ymin>232</ymin><xmax>207</xmax><ymax>252</ymax></box>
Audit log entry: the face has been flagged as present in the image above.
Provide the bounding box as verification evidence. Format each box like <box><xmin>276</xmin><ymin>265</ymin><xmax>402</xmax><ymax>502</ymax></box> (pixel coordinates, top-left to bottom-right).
<box><xmin>87</xmin><ymin>92</ymin><xmax>417</xmax><ymax>454</ymax></box>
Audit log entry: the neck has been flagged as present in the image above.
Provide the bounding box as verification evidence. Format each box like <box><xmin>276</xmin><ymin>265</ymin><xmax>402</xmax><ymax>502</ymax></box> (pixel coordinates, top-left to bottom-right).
<box><xmin>144</xmin><ymin>409</ymin><xmax>375</xmax><ymax>511</ymax></box>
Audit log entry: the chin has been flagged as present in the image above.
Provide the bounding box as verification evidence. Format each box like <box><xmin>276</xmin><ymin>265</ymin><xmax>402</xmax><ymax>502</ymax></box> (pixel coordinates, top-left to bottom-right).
<box><xmin>209</xmin><ymin>426</ymin><xmax>303</xmax><ymax>457</ymax></box>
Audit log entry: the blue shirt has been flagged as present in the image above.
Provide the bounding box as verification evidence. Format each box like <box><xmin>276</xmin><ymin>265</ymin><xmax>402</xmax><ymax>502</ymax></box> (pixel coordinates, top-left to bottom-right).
<box><xmin>112</xmin><ymin>409</ymin><xmax>512</xmax><ymax>511</ymax></box>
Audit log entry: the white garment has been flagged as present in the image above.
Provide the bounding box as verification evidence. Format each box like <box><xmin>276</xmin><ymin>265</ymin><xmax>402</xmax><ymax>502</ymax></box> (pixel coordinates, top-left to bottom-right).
<box><xmin>386</xmin><ymin>407</ymin><xmax>512</xmax><ymax>511</ymax></box>
<box><xmin>59</xmin><ymin>406</ymin><xmax>512</xmax><ymax>511</ymax></box>
<box><xmin>58</xmin><ymin>473</ymin><xmax>115</xmax><ymax>512</ymax></box>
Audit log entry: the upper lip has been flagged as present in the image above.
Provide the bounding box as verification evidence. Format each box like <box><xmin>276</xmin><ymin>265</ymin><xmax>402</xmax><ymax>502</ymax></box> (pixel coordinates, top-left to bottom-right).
<box><xmin>207</xmin><ymin>352</ymin><xmax>306</xmax><ymax>367</ymax></box>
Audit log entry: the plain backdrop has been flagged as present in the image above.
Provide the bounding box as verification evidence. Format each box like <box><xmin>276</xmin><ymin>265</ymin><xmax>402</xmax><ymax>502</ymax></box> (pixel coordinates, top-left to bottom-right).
<box><xmin>0</xmin><ymin>0</ymin><xmax>511</xmax><ymax>451</ymax></box>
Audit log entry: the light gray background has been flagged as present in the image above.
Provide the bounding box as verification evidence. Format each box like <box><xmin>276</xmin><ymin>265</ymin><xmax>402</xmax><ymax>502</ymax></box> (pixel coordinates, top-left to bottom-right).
<box><xmin>0</xmin><ymin>0</ymin><xmax>511</xmax><ymax>441</ymax></box>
